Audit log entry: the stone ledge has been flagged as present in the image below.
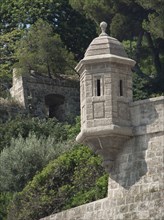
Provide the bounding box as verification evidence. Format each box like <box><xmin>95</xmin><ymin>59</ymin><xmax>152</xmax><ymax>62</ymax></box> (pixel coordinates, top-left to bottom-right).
<box><xmin>76</xmin><ymin>125</ymin><xmax>133</xmax><ymax>143</ymax></box>
<box><xmin>130</xmin><ymin>96</ymin><xmax>164</xmax><ymax>107</ymax></box>
<box><xmin>75</xmin><ymin>54</ymin><xmax>136</xmax><ymax>73</ymax></box>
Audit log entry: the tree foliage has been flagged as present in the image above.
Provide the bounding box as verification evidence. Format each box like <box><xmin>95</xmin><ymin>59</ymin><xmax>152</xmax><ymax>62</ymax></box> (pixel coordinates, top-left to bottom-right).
<box><xmin>0</xmin><ymin>192</ymin><xmax>13</xmax><ymax>220</ymax></box>
<box><xmin>69</xmin><ymin>0</ymin><xmax>164</xmax><ymax>99</ymax></box>
<box><xmin>71</xmin><ymin>0</ymin><xmax>111</xmax><ymax>27</ymax></box>
<box><xmin>0</xmin><ymin>116</ymin><xmax>81</xmax><ymax>219</ymax></box>
<box><xmin>0</xmin><ymin>116</ymin><xmax>107</xmax><ymax>220</ymax></box>
<box><xmin>0</xmin><ymin>1</ymin><xmax>164</xmax><ymax>219</ymax></box>
<box><xmin>14</xmin><ymin>19</ymin><xmax>76</xmax><ymax>78</ymax></box>
<box><xmin>136</xmin><ymin>0</ymin><xmax>164</xmax><ymax>39</ymax></box>
<box><xmin>0</xmin><ymin>133</ymin><xmax>74</xmax><ymax>192</ymax></box>
<box><xmin>0</xmin><ymin>116</ymin><xmax>73</xmax><ymax>152</ymax></box>
<box><xmin>0</xmin><ymin>0</ymin><xmax>96</xmax><ymax>60</ymax></box>
<box><xmin>0</xmin><ymin>29</ymin><xmax>23</xmax><ymax>97</ymax></box>
<box><xmin>0</xmin><ymin>0</ymin><xmax>96</xmax><ymax>95</ymax></box>
<box><xmin>0</xmin><ymin>116</ymin><xmax>79</xmax><ymax>193</ymax></box>
<box><xmin>7</xmin><ymin>145</ymin><xmax>108</xmax><ymax>220</ymax></box>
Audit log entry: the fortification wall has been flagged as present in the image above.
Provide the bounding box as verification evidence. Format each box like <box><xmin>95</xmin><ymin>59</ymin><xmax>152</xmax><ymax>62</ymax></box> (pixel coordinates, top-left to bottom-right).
<box><xmin>10</xmin><ymin>73</ymin><xmax>80</xmax><ymax>121</ymax></box>
<box><xmin>24</xmin><ymin>76</ymin><xmax>80</xmax><ymax>120</ymax></box>
<box><xmin>40</xmin><ymin>96</ymin><xmax>164</xmax><ymax>220</ymax></box>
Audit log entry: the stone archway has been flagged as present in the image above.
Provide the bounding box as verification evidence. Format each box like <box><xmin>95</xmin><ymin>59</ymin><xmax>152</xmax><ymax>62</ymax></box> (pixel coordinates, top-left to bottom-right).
<box><xmin>45</xmin><ymin>94</ymin><xmax>65</xmax><ymax>120</ymax></box>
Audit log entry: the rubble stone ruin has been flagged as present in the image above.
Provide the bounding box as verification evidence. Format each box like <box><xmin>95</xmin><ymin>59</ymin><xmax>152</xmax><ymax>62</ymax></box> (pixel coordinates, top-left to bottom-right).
<box><xmin>10</xmin><ymin>70</ymin><xmax>80</xmax><ymax>121</ymax></box>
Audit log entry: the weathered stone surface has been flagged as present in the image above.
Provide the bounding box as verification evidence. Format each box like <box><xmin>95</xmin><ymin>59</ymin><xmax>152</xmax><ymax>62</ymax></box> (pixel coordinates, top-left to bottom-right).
<box><xmin>10</xmin><ymin>70</ymin><xmax>80</xmax><ymax>121</ymax></box>
<box><xmin>76</xmin><ymin>22</ymin><xmax>136</xmax><ymax>170</ymax></box>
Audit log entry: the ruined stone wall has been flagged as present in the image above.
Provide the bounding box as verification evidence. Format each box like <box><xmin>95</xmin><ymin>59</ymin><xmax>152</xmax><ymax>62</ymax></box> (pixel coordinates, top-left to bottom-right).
<box><xmin>10</xmin><ymin>72</ymin><xmax>26</xmax><ymax>107</ymax></box>
<box><xmin>23</xmin><ymin>75</ymin><xmax>80</xmax><ymax>120</ymax></box>
<box><xmin>10</xmin><ymin>73</ymin><xmax>80</xmax><ymax>121</ymax></box>
<box><xmin>40</xmin><ymin>96</ymin><xmax>164</xmax><ymax>220</ymax></box>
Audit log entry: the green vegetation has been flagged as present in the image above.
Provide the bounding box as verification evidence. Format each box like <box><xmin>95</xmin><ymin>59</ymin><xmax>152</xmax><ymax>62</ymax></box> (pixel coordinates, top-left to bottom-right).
<box><xmin>0</xmin><ymin>1</ymin><xmax>163</xmax><ymax>219</ymax></box>
<box><xmin>0</xmin><ymin>116</ymin><xmax>69</xmax><ymax>152</ymax></box>
<box><xmin>0</xmin><ymin>0</ymin><xmax>96</xmax><ymax>92</ymax></box>
<box><xmin>1</xmin><ymin>0</ymin><xmax>164</xmax><ymax>100</ymax></box>
<box><xmin>0</xmin><ymin>117</ymin><xmax>108</xmax><ymax>220</ymax></box>
<box><xmin>69</xmin><ymin>0</ymin><xmax>164</xmax><ymax>99</ymax></box>
<box><xmin>0</xmin><ymin>192</ymin><xmax>13</xmax><ymax>220</ymax></box>
<box><xmin>14</xmin><ymin>19</ymin><xmax>76</xmax><ymax>78</ymax></box>
<box><xmin>0</xmin><ymin>28</ymin><xmax>23</xmax><ymax>97</ymax></box>
<box><xmin>7</xmin><ymin>145</ymin><xmax>107</xmax><ymax>220</ymax></box>
<box><xmin>0</xmin><ymin>133</ymin><xmax>74</xmax><ymax>192</ymax></box>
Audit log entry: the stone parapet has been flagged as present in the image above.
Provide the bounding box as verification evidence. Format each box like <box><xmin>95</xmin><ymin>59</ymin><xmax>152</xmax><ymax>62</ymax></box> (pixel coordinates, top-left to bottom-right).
<box><xmin>131</xmin><ymin>96</ymin><xmax>164</xmax><ymax>135</ymax></box>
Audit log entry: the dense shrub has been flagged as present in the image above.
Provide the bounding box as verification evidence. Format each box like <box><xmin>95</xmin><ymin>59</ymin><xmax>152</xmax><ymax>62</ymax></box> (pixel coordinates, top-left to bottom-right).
<box><xmin>1</xmin><ymin>116</ymin><xmax>107</xmax><ymax>220</ymax></box>
<box><xmin>0</xmin><ymin>133</ymin><xmax>74</xmax><ymax>192</ymax></box>
<box><xmin>7</xmin><ymin>145</ymin><xmax>108</xmax><ymax>220</ymax></box>
<box><xmin>0</xmin><ymin>192</ymin><xmax>13</xmax><ymax>220</ymax></box>
<box><xmin>0</xmin><ymin>116</ymin><xmax>80</xmax><ymax>219</ymax></box>
<box><xmin>0</xmin><ymin>116</ymin><xmax>70</xmax><ymax>152</ymax></box>
<box><xmin>63</xmin><ymin>116</ymin><xmax>80</xmax><ymax>139</ymax></box>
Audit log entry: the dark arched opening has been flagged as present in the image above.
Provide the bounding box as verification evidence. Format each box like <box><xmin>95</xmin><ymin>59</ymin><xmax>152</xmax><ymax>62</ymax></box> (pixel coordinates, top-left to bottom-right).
<box><xmin>45</xmin><ymin>94</ymin><xmax>65</xmax><ymax>120</ymax></box>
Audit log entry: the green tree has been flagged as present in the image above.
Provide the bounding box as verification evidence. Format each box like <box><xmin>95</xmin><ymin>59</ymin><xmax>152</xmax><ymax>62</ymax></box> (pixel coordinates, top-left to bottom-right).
<box><xmin>136</xmin><ymin>0</ymin><xmax>164</xmax><ymax>39</ymax></box>
<box><xmin>0</xmin><ymin>192</ymin><xmax>13</xmax><ymax>220</ymax></box>
<box><xmin>69</xmin><ymin>0</ymin><xmax>112</xmax><ymax>25</ymax></box>
<box><xmin>0</xmin><ymin>0</ymin><xmax>96</xmax><ymax>96</ymax></box>
<box><xmin>0</xmin><ymin>116</ymin><xmax>80</xmax><ymax>219</ymax></box>
<box><xmin>69</xmin><ymin>0</ymin><xmax>164</xmax><ymax>99</ymax></box>
<box><xmin>0</xmin><ymin>29</ymin><xmax>23</xmax><ymax>97</ymax></box>
<box><xmin>0</xmin><ymin>116</ymin><xmax>69</xmax><ymax>152</ymax></box>
<box><xmin>0</xmin><ymin>0</ymin><xmax>96</xmax><ymax>60</ymax></box>
<box><xmin>7</xmin><ymin>145</ymin><xmax>108</xmax><ymax>220</ymax></box>
<box><xmin>0</xmin><ymin>133</ymin><xmax>73</xmax><ymax>192</ymax></box>
<box><xmin>14</xmin><ymin>19</ymin><xmax>76</xmax><ymax>78</ymax></box>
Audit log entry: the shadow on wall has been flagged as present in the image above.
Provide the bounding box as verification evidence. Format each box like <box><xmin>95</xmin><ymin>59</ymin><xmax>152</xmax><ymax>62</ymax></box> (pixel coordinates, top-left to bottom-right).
<box><xmin>110</xmin><ymin>99</ymin><xmax>159</xmax><ymax>189</ymax></box>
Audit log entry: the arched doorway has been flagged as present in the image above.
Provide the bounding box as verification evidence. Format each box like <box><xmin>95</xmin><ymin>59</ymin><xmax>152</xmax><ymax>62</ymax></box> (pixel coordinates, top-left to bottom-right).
<box><xmin>45</xmin><ymin>94</ymin><xmax>65</xmax><ymax>120</ymax></box>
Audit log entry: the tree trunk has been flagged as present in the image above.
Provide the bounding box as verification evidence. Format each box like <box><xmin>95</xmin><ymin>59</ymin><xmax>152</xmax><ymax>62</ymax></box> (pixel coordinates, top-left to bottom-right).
<box><xmin>145</xmin><ymin>32</ymin><xmax>162</xmax><ymax>77</ymax></box>
<box><xmin>47</xmin><ymin>62</ymin><xmax>52</xmax><ymax>78</ymax></box>
<box><xmin>135</xmin><ymin>30</ymin><xmax>144</xmax><ymax>63</ymax></box>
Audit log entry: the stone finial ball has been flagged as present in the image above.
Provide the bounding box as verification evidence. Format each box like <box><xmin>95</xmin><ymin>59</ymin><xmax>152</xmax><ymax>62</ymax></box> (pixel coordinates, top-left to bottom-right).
<box><xmin>100</xmin><ymin>21</ymin><xmax>108</xmax><ymax>35</ymax></box>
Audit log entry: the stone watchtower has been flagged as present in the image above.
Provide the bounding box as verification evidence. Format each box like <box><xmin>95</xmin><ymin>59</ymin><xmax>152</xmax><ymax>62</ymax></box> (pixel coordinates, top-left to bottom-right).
<box><xmin>41</xmin><ymin>21</ymin><xmax>164</xmax><ymax>220</ymax></box>
<box><xmin>76</xmin><ymin>22</ymin><xmax>135</xmax><ymax>171</ymax></box>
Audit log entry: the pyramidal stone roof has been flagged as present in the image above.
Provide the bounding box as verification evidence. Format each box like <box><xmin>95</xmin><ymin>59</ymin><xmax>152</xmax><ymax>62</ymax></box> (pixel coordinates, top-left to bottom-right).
<box><xmin>75</xmin><ymin>22</ymin><xmax>135</xmax><ymax>73</ymax></box>
<box><xmin>84</xmin><ymin>21</ymin><xmax>128</xmax><ymax>58</ymax></box>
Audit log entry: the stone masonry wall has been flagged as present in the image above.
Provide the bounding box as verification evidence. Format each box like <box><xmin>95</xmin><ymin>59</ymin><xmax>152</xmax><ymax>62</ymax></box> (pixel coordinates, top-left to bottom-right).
<box><xmin>40</xmin><ymin>96</ymin><xmax>164</xmax><ymax>220</ymax></box>
<box><xmin>10</xmin><ymin>73</ymin><xmax>80</xmax><ymax>121</ymax></box>
<box><xmin>10</xmin><ymin>73</ymin><xmax>26</xmax><ymax>107</ymax></box>
<box><xmin>23</xmin><ymin>76</ymin><xmax>80</xmax><ymax>120</ymax></box>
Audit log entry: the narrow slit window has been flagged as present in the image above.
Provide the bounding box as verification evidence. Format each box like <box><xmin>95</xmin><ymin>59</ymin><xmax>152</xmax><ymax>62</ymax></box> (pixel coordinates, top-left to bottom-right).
<box><xmin>96</xmin><ymin>79</ymin><xmax>101</xmax><ymax>96</ymax></box>
<box><xmin>119</xmin><ymin>80</ymin><xmax>123</xmax><ymax>96</ymax></box>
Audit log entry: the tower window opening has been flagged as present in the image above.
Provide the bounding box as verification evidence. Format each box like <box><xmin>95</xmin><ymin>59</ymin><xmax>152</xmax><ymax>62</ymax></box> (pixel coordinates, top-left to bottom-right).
<box><xmin>96</xmin><ymin>79</ymin><xmax>101</xmax><ymax>96</ymax></box>
<box><xmin>119</xmin><ymin>80</ymin><xmax>123</xmax><ymax>96</ymax></box>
